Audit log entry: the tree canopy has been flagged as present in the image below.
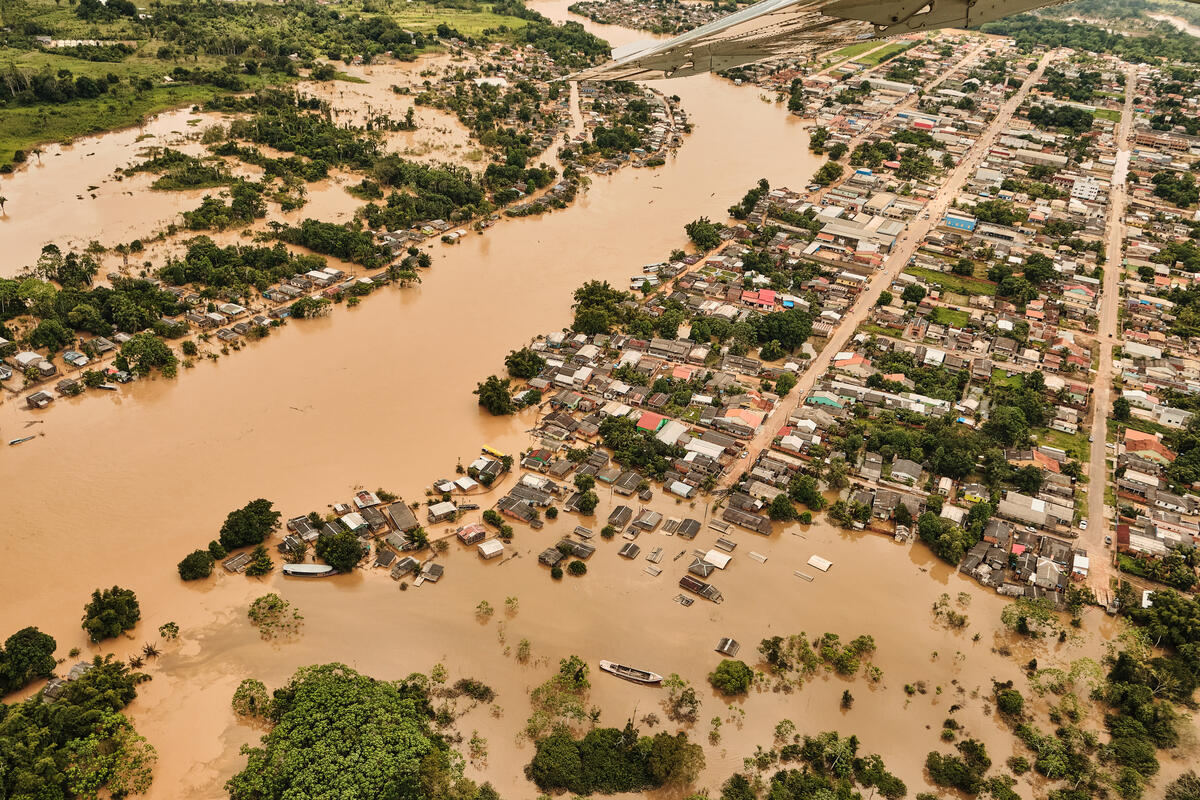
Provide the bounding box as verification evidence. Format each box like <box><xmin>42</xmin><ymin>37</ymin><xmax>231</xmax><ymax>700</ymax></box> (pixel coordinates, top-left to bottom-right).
<box><xmin>227</xmin><ymin>663</ymin><xmax>501</xmax><ymax>800</ymax></box>
<box><xmin>218</xmin><ymin>498</ymin><xmax>281</xmax><ymax>550</ymax></box>
<box><xmin>81</xmin><ymin>586</ymin><xmax>140</xmax><ymax>642</ymax></box>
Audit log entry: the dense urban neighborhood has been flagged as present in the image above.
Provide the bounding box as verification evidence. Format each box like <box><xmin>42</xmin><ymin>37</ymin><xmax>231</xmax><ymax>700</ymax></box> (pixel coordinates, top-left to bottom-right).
<box><xmin>8</xmin><ymin>0</ymin><xmax>1200</xmax><ymax>799</ymax></box>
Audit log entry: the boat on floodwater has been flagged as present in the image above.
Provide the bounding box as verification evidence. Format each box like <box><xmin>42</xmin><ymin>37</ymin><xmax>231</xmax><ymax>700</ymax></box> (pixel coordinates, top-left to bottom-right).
<box><xmin>282</xmin><ymin>563</ymin><xmax>335</xmax><ymax>577</ymax></box>
<box><xmin>8</xmin><ymin>436</ymin><xmax>36</xmax><ymax>446</ymax></box>
<box><xmin>599</xmin><ymin>660</ymin><xmax>664</xmax><ymax>685</ymax></box>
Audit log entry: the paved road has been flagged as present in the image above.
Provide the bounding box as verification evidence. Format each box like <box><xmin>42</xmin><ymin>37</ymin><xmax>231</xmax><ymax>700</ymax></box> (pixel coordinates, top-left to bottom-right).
<box><xmin>1082</xmin><ymin>64</ymin><xmax>1136</xmax><ymax>596</ymax></box>
<box><xmin>717</xmin><ymin>49</ymin><xmax>1061</xmax><ymax>491</ymax></box>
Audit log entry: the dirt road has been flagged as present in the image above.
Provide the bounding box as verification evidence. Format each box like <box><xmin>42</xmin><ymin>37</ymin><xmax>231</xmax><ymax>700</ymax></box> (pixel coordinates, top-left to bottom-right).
<box><xmin>1083</xmin><ymin>64</ymin><xmax>1137</xmax><ymax>596</ymax></box>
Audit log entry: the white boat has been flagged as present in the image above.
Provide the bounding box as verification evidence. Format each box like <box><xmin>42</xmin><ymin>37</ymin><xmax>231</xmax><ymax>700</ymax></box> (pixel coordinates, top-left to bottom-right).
<box><xmin>282</xmin><ymin>563</ymin><xmax>335</xmax><ymax>577</ymax></box>
<box><xmin>599</xmin><ymin>660</ymin><xmax>663</xmax><ymax>685</ymax></box>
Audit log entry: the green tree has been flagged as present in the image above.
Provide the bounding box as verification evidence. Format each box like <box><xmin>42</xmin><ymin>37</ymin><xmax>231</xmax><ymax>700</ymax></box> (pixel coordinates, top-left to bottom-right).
<box><xmin>576</xmin><ymin>490</ymin><xmax>599</xmax><ymax>515</ymax></box>
<box><xmin>504</xmin><ymin>347</ymin><xmax>546</xmax><ymax>379</ymax></box>
<box><xmin>708</xmin><ymin>659</ymin><xmax>754</xmax><ymax>695</ymax></box>
<box><xmin>119</xmin><ymin>332</ymin><xmax>177</xmax><ymax>377</ymax></box>
<box><xmin>567</xmin><ymin>560</ymin><xmax>587</xmax><ymax>576</ymax></box>
<box><xmin>901</xmin><ymin>284</ymin><xmax>927</xmax><ymax>304</ymax></box>
<box><xmin>29</xmin><ymin>318</ymin><xmax>74</xmax><ymax>353</ymax></box>
<box><xmin>1114</xmin><ymin>396</ymin><xmax>1132</xmax><ymax>421</ymax></box>
<box><xmin>0</xmin><ymin>626</ymin><xmax>57</xmax><ymax>694</ymax></box>
<box><xmin>768</xmin><ymin>493</ymin><xmax>798</xmax><ymax>521</ymax></box>
<box><xmin>218</xmin><ymin>498</ymin><xmax>281</xmax><ymax>550</ymax></box>
<box><xmin>244</xmin><ymin>544</ymin><xmax>274</xmax><ymax>577</ymax></box>
<box><xmin>983</xmin><ymin>406</ymin><xmax>1029</xmax><ymax>447</ymax></box>
<box><xmin>474</xmin><ymin>375</ymin><xmax>515</xmax><ymax>415</ymax></box>
<box><xmin>315</xmin><ymin>529</ymin><xmax>366</xmax><ymax>572</ymax></box>
<box><xmin>82</xmin><ymin>586</ymin><xmax>140</xmax><ymax>642</ymax></box>
<box><xmin>177</xmin><ymin>549</ymin><xmax>215</xmax><ymax>581</ymax></box>
<box><xmin>684</xmin><ymin>217</ymin><xmax>723</xmax><ymax>250</ymax></box>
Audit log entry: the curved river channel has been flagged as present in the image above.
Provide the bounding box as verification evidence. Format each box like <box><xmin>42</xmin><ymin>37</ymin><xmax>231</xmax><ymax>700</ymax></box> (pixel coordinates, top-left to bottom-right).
<box><xmin>0</xmin><ymin>3</ymin><xmax>1176</xmax><ymax>798</ymax></box>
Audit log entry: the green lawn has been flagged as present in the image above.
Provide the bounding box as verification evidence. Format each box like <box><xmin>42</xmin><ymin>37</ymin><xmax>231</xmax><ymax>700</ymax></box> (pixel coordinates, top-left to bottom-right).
<box><xmin>1037</xmin><ymin>428</ymin><xmax>1090</xmax><ymax>461</ymax></box>
<box><xmin>824</xmin><ymin>40</ymin><xmax>884</xmax><ymax>65</ymax></box>
<box><xmin>990</xmin><ymin>367</ymin><xmax>1022</xmax><ymax>388</ymax></box>
<box><xmin>859</xmin><ymin>323</ymin><xmax>904</xmax><ymax>339</ymax></box>
<box><xmin>1094</xmin><ymin>108</ymin><xmax>1121</xmax><ymax>122</ymax></box>
<box><xmin>857</xmin><ymin>40</ymin><xmax>916</xmax><ymax>66</ymax></box>
<box><xmin>906</xmin><ymin>266</ymin><xmax>997</xmax><ymax>297</ymax></box>
<box><xmin>928</xmin><ymin>306</ymin><xmax>969</xmax><ymax>328</ymax></box>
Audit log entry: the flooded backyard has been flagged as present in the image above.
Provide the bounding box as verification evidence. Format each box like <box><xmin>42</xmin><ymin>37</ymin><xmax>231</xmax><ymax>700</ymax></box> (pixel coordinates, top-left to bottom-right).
<box><xmin>0</xmin><ymin>2</ymin><xmax>1183</xmax><ymax>797</ymax></box>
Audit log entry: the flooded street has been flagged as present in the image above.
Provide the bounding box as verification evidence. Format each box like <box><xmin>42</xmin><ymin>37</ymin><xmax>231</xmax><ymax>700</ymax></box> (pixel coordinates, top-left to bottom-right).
<box><xmin>0</xmin><ymin>3</ymin><xmax>1180</xmax><ymax>798</ymax></box>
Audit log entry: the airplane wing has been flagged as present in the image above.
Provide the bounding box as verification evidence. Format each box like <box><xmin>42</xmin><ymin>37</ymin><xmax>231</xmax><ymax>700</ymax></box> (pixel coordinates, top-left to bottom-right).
<box><xmin>572</xmin><ymin>0</ymin><xmax>1078</xmax><ymax>81</ymax></box>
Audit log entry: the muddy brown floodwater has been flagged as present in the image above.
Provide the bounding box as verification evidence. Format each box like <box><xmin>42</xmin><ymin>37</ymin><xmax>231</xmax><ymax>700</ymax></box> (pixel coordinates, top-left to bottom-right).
<box><xmin>0</xmin><ymin>2</ymin><xmax>1193</xmax><ymax>797</ymax></box>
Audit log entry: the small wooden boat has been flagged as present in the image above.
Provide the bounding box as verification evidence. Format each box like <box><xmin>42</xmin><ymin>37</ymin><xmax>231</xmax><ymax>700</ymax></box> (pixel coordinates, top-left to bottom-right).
<box><xmin>8</xmin><ymin>435</ymin><xmax>36</xmax><ymax>446</ymax></box>
<box><xmin>599</xmin><ymin>660</ymin><xmax>663</xmax><ymax>685</ymax></box>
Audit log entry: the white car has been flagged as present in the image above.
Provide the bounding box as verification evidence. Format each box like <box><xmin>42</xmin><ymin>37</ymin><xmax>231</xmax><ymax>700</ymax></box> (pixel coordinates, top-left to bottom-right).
<box><xmin>1079</xmin><ymin>519</ymin><xmax>1088</xmax><ymax>530</ymax></box>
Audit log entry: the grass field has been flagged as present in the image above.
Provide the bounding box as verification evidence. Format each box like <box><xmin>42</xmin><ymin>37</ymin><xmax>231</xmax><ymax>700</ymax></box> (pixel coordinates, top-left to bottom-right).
<box><xmin>928</xmin><ymin>306</ymin><xmax>970</xmax><ymax>328</ymax></box>
<box><xmin>990</xmin><ymin>367</ymin><xmax>1023</xmax><ymax>388</ymax></box>
<box><xmin>857</xmin><ymin>40</ymin><xmax>916</xmax><ymax>66</ymax></box>
<box><xmin>823</xmin><ymin>40</ymin><xmax>884</xmax><ymax>65</ymax></box>
<box><xmin>1094</xmin><ymin>108</ymin><xmax>1122</xmax><ymax>122</ymax></box>
<box><xmin>859</xmin><ymin>323</ymin><xmax>903</xmax><ymax>339</ymax></box>
<box><xmin>906</xmin><ymin>266</ymin><xmax>998</xmax><ymax>297</ymax></box>
<box><xmin>1037</xmin><ymin>428</ymin><xmax>1090</xmax><ymax>461</ymax></box>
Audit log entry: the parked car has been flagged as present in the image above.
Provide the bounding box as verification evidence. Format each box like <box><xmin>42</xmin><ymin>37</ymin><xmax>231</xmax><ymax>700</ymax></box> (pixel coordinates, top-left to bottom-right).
<box><xmin>1079</xmin><ymin>519</ymin><xmax>1088</xmax><ymax>530</ymax></box>
<box><xmin>1105</xmin><ymin>536</ymin><xmax>1112</xmax><ymax>545</ymax></box>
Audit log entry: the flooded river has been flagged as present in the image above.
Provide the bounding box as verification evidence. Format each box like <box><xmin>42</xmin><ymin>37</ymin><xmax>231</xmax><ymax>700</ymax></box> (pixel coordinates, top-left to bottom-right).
<box><xmin>0</xmin><ymin>2</ymin><xmax>1187</xmax><ymax>797</ymax></box>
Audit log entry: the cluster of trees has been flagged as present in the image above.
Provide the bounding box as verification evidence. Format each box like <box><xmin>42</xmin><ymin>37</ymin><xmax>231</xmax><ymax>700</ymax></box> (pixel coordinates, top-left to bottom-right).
<box><xmin>160</xmin><ymin>237</ymin><xmax>327</xmax><ymax>293</ymax></box>
<box><xmin>925</xmin><ymin>738</ymin><xmax>992</xmax><ymax>794</ymax></box>
<box><xmin>81</xmin><ymin>586</ymin><xmax>141</xmax><ymax>642</ymax></box>
<box><xmin>849</xmin><ymin>140</ymin><xmax>898</xmax><ymax>168</ymax></box>
<box><xmin>272</xmin><ymin>219</ymin><xmax>392</xmax><ymax>269</ymax></box>
<box><xmin>361</xmin><ymin>155</ymin><xmax>490</xmax><ymax>230</ymax></box>
<box><xmin>528</xmin><ymin>724</ymin><xmax>703</xmax><ymax>794</ymax></box>
<box><xmin>0</xmin><ymin>656</ymin><xmax>155</xmax><ymax>799</ymax></box>
<box><xmin>708</xmin><ymin>659</ymin><xmax>754</xmax><ymax>695</ymax></box>
<box><xmin>219</xmin><ymin>498</ymin><xmax>282</xmax><ymax>550</ymax></box>
<box><xmin>571</xmin><ymin>280</ymin><xmax>633</xmax><ymax>335</ymax></box>
<box><xmin>1117</xmin><ymin>550</ymin><xmax>1197</xmax><ymax>591</ymax></box>
<box><xmin>868</xmin><ymin>349</ymin><xmax>968</xmax><ymax>402</ymax></box>
<box><xmin>1151</xmin><ymin>171</ymin><xmax>1200</xmax><ymax>208</ymax></box>
<box><xmin>1042</xmin><ymin>66</ymin><xmax>1101</xmax><ymax>103</ymax></box>
<box><xmin>0</xmin><ymin>247</ymin><xmax>196</xmax><ymax>358</ymax></box>
<box><xmin>717</xmin><ymin>731</ymin><xmax>904</xmax><ymax>800</ymax></box>
<box><xmin>598</xmin><ymin>416</ymin><xmax>685</xmax><ymax>479</ymax></box>
<box><xmin>981</xmin><ymin>15</ymin><xmax>1200</xmax><ymax>64</ymax></box>
<box><xmin>917</xmin><ymin>510</ymin><xmax>983</xmax><ymax>565</ymax></box>
<box><xmin>226</xmin><ymin>663</ymin><xmax>502</xmax><ymax>800</ymax></box>
<box><xmin>728</xmin><ymin>178</ymin><xmax>770</xmax><ymax>220</ymax></box>
<box><xmin>0</xmin><ymin>627</ymin><xmax>57</xmax><ymax>695</ymax></box>
<box><xmin>812</xmin><ymin>161</ymin><xmax>844</xmax><ymax>187</ymax></box>
<box><xmin>504</xmin><ymin>347</ymin><xmax>546</xmax><ymax>379</ymax></box>
<box><xmin>1026</xmin><ymin>103</ymin><xmax>1095</xmax><ymax>133</ymax></box>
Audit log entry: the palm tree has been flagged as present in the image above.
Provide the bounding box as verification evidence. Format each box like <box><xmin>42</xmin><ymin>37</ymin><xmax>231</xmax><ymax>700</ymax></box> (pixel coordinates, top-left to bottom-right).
<box><xmin>403</xmin><ymin>527</ymin><xmax>429</xmax><ymax>551</ymax></box>
<box><xmin>142</xmin><ymin>642</ymin><xmax>160</xmax><ymax>659</ymax></box>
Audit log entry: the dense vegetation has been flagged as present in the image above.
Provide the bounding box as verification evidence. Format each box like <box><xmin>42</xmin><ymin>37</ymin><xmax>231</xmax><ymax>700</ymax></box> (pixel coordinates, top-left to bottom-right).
<box><xmin>81</xmin><ymin>585</ymin><xmax>140</xmax><ymax>642</ymax></box>
<box><xmin>528</xmin><ymin>724</ymin><xmax>704</xmax><ymax>794</ymax></box>
<box><xmin>226</xmin><ymin>662</ymin><xmax>502</xmax><ymax>800</ymax></box>
<box><xmin>0</xmin><ymin>626</ymin><xmax>57</xmax><ymax>695</ymax></box>
<box><xmin>980</xmin><ymin>15</ymin><xmax>1200</xmax><ymax>64</ymax></box>
<box><xmin>0</xmin><ymin>656</ymin><xmax>155</xmax><ymax>799</ymax></box>
<box><xmin>218</xmin><ymin>498</ymin><xmax>281</xmax><ymax>550</ymax></box>
<box><xmin>715</xmin><ymin>731</ymin><xmax>905</xmax><ymax>800</ymax></box>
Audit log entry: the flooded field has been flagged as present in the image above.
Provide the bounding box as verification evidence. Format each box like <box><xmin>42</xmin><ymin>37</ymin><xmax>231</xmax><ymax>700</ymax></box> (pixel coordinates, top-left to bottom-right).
<box><xmin>0</xmin><ymin>2</ymin><xmax>1186</xmax><ymax>798</ymax></box>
